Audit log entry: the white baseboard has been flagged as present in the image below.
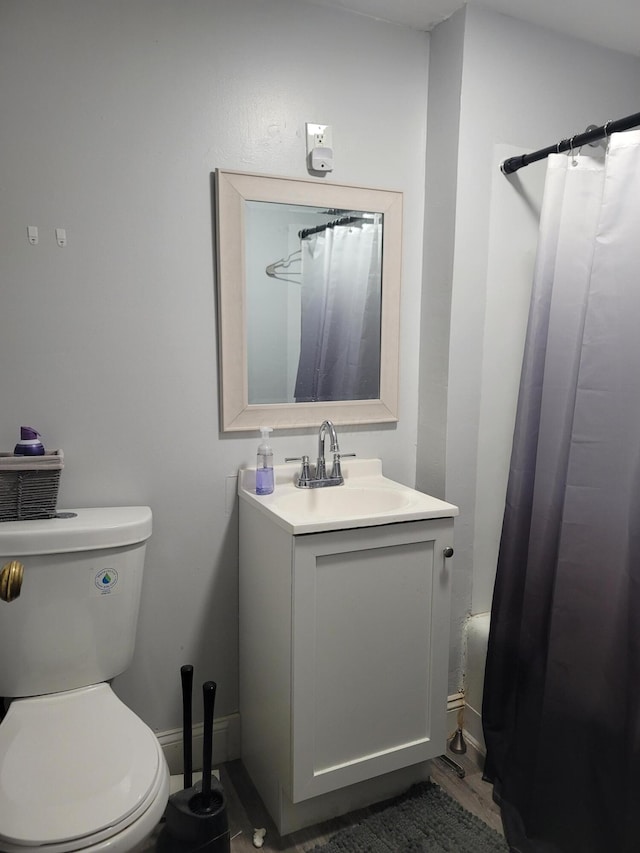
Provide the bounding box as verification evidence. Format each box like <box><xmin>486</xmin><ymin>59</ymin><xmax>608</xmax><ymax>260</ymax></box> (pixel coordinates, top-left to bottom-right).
<box><xmin>462</xmin><ymin>703</ymin><xmax>486</xmax><ymax>754</ymax></box>
<box><xmin>446</xmin><ymin>692</ymin><xmax>487</xmax><ymax>756</ymax></box>
<box><xmin>446</xmin><ymin>691</ymin><xmax>465</xmax><ymax>739</ymax></box>
<box><xmin>157</xmin><ymin>698</ymin><xmax>479</xmax><ymax>777</ymax></box>
<box><xmin>157</xmin><ymin>712</ymin><xmax>241</xmax><ymax>776</ymax></box>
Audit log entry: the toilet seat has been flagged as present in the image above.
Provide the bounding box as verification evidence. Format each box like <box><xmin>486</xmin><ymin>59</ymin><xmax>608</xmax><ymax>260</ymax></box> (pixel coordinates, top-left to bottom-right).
<box><xmin>0</xmin><ymin>684</ymin><xmax>169</xmax><ymax>852</ymax></box>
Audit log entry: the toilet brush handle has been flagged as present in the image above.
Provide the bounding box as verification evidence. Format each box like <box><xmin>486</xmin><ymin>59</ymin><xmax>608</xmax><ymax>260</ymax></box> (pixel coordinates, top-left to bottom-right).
<box><xmin>181</xmin><ymin>665</ymin><xmax>194</xmax><ymax>790</ymax></box>
<box><xmin>201</xmin><ymin>681</ymin><xmax>217</xmax><ymax>810</ymax></box>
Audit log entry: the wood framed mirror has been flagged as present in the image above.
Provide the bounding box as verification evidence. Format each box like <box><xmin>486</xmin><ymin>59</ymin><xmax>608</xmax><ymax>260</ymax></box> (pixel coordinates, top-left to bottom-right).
<box><xmin>215</xmin><ymin>169</ymin><xmax>402</xmax><ymax>432</ymax></box>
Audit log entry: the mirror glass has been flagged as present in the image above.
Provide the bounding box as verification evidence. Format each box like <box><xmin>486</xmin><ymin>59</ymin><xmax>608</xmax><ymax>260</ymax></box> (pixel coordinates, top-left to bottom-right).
<box><xmin>215</xmin><ymin>170</ymin><xmax>403</xmax><ymax>432</ymax></box>
<box><xmin>245</xmin><ymin>201</ymin><xmax>383</xmax><ymax>405</ymax></box>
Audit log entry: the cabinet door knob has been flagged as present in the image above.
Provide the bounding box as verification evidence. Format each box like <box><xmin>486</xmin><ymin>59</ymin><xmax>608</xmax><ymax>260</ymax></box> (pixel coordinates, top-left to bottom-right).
<box><xmin>443</xmin><ymin>547</ymin><xmax>454</xmax><ymax>558</ymax></box>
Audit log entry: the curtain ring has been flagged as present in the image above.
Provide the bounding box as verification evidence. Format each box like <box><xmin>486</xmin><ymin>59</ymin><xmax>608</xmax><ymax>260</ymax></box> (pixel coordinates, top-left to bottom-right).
<box><xmin>569</xmin><ymin>136</ymin><xmax>578</xmax><ymax>166</ymax></box>
<box><xmin>603</xmin><ymin>120</ymin><xmax>613</xmax><ymax>137</ymax></box>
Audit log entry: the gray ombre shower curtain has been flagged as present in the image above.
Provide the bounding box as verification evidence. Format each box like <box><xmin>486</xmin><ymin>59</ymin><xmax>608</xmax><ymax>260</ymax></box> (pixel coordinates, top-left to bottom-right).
<box><xmin>294</xmin><ymin>221</ymin><xmax>381</xmax><ymax>402</ymax></box>
<box><xmin>483</xmin><ymin>131</ymin><xmax>640</xmax><ymax>853</ymax></box>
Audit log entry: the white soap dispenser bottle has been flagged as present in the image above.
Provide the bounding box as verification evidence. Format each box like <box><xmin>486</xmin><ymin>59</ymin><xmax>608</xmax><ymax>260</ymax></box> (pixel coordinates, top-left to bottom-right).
<box><xmin>256</xmin><ymin>426</ymin><xmax>274</xmax><ymax>495</ymax></box>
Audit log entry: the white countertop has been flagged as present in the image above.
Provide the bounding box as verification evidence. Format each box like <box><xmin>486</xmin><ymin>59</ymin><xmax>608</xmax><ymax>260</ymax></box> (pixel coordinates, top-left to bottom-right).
<box><xmin>238</xmin><ymin>458</ymin><xmax>458</xmax><ymax>534</ymax></box>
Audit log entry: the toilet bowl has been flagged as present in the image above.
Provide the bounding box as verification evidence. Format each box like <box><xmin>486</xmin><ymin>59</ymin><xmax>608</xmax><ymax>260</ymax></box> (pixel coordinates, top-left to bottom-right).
<box><xmin>0</xmin><ymin>508</ymin><xmax>169</xmax><ymax>852</ymax></box>
<box><xmin>0</xmin><ymin>685</ymin><xmax>169</xmax><ymax>853</ymax></box>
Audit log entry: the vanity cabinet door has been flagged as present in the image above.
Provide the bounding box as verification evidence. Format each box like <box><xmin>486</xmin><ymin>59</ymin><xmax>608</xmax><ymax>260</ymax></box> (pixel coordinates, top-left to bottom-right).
<box><xmin>290</xmin><ymin>519</ymin><xmax>453</xmax><ymax>803</ymax></box>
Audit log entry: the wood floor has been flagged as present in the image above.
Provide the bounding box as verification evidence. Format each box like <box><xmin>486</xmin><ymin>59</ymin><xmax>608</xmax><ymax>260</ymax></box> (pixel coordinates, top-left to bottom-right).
<box><xmin>216</xmin><ymin>744</ymin><xmax>504</xmax><ymax>852</ymax></box>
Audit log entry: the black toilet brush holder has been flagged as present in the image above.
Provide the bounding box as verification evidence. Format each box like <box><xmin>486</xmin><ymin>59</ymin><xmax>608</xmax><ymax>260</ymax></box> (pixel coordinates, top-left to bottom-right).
<box><xmin>160</xmin><ymin>778</ymin><xmax>229</xmax><ymax>852</ymax></box>
<box><xmin>158</xmin><ymin>672</ymin><xmax>230</xmax><ymax>853</ymax></box>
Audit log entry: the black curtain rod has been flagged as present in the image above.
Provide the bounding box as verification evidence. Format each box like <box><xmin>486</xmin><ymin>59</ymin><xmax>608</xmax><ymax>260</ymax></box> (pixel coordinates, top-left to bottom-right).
<box><xmin>500</xmin><ymin>110</ymin><xmax>640</xmax><ymax>175</ymax></box>
<box><xmin>298</xmin><ymin>214</ymin><xmax>364</xmax><ymax>240</ymax></box>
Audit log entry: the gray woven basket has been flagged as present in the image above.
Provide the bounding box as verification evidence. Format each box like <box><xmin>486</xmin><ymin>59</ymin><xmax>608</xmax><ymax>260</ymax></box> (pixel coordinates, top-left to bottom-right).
<box><xmin>0</xmin><ymin>450</ymin><xmax>64</xmax><ymax>522</ymax></box>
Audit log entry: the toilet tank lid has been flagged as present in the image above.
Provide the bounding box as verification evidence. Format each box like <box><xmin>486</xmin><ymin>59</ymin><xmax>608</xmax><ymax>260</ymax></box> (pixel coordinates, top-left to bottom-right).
<box><xmin>0</xmin><ymin>506</ymin><xmax>152</xmax><ymax>555</ymax></box>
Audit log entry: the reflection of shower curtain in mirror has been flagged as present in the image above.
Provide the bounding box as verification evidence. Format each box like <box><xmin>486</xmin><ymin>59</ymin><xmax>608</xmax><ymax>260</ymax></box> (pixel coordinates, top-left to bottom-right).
<box><xmin>294</xmin><ymin>223</ymin><xmax>381</xmax><ymax>403</ymax></box>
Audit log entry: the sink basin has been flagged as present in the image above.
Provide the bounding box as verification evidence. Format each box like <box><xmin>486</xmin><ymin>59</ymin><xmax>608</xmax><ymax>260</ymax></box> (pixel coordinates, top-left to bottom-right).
<box><xmin>238</xmin><ymin>458</ymin><xmax>458</xmax><ymax>534</ymax></box>
<box><xmin>273</xmin><ymin>486</ymin><xmax>411</xmax><ymax>519</ymax></box>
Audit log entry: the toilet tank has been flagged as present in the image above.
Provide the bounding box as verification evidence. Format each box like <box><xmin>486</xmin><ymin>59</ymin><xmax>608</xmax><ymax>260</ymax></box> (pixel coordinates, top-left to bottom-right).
<box><xmin>0</xmin><ymin>507</ymin><xmax>152</xmax><ymax>698</ymax></box>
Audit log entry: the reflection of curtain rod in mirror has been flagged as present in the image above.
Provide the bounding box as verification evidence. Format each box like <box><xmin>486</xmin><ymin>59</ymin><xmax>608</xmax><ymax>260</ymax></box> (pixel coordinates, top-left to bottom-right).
<box><xmin>298</xmin><ymin>214</ymin><xmax>365</xmax><ymax>240</ymax></box>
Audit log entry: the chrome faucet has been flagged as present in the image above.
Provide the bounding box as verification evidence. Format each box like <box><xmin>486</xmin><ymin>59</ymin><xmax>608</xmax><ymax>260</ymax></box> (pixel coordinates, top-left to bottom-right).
<box><xmin>285</xmin><ymin>420</ymin><xmax>355</xmax><ymax>488</ymax></box>
<box><xmin>316</xmin><ymin>419</ymin><xmax>339</xmax><ymax>480</ymax></box>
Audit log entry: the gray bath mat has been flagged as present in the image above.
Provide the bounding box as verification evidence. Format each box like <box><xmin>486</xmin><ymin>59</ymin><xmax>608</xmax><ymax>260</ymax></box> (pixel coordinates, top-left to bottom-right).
<box><xmin>311</xmin><ymin>781</ymin><xmax>508</xmax><ymax>852</ymax></box>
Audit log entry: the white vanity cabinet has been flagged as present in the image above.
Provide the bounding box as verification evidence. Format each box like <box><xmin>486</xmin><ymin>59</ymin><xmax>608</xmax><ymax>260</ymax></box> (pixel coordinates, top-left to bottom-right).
<box><xmin>238</xmin><ymin>476</ymin><xmax>456</xmax><ymax>835</ymax></box>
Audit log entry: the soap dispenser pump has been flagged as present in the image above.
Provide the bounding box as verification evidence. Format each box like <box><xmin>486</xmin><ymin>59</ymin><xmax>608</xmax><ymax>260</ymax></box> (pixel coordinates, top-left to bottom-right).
<box><xmin>256</xmin><ymin>427</ymin><xmax>274</xmax><ymax>496</ymax></box>
<box><xmin>14</xmin><ymin>426</ymin><xmax>45</xmax><ymax>456</ymax></box>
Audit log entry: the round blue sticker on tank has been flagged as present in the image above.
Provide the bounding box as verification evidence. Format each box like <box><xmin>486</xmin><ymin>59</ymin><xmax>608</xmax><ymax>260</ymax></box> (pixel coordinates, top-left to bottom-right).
<box><xmin>93</xmin><ymin>568</ymin><xmax>119</xmax><ymax>594</ymax></box>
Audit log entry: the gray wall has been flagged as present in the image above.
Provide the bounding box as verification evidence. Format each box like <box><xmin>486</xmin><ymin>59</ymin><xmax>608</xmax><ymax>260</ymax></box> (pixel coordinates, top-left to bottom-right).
<box><xmin>0</xmin><ymin>0</ymin><xmax>429</xmax><ymax>733</ymax></box>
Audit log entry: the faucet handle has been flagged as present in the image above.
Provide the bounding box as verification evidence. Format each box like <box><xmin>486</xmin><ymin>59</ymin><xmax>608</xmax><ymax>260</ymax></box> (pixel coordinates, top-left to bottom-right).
<box><xmin>285</xmin><ymin>455</ymin><xmax>313</xmax><ymax>485</ymax></box>
<box><xmin>330</xmin><ymin>452</ymin><xmax>356</xmax><ymax>480</ymax></box>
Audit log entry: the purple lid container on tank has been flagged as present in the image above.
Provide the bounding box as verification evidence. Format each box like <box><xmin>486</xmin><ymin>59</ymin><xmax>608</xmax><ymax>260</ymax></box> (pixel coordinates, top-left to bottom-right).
<box><xmin>14</xmin><ymin>426</ymin><xmax>45</xmax><ymax>456</ymax></box>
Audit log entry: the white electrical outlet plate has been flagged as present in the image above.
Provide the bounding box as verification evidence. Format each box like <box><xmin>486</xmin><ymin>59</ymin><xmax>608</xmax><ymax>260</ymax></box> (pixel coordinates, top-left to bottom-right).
<box><xmin>306</xmin><ymin>123</ymin><xmax>333</xmax><ymax>156</ymax></box>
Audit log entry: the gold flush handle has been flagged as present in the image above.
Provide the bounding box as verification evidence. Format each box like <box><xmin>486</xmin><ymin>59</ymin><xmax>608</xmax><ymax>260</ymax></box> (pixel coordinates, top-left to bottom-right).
<box><xmin>0</xmin><ymin>560</ymin><xmax>24</xmax><ymax>603</ymax></box>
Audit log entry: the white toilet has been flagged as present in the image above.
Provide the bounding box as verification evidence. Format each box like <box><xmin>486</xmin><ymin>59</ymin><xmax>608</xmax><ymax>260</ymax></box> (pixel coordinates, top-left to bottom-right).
<box><xmin>0</xmin><ymin>507</ymin><xmax>170</xmax><ymax>853</ymax></box>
